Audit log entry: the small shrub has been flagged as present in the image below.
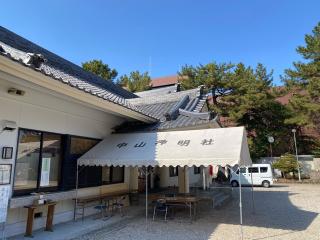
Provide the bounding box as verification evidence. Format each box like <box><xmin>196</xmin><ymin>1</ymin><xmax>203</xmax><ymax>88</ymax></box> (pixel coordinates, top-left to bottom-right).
<box><xmin>272</xmin><ymin>153</ymin><xmax>300</xmax><ymax>179</ymax></box>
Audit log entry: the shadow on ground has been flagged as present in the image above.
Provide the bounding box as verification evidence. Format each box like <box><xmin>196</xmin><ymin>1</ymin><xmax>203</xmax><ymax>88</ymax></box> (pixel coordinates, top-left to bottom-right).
<box><xmin>73</xmin><ymin>186</ymin><xmax>319</xmax><ymax>240</ymax></box>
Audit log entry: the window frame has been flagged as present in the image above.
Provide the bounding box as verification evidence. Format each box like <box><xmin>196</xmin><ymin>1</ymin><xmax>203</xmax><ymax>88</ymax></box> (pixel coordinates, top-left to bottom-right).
<box><xmin>13</xmin><ymin>129</ymin><xmax>102</xmax><ymax>196</ymax></box>
<box><xmin>248</xmin><ymin>167</ymin><xmax>259</xmax><ymax>173</ymax></box>
<box><xmin>13</xmin><ymin>128</ymin><xmax>64</xmax><ymax>196</ymax></box>
<box><xmin>259</xmin><ymin>167</ymin><xmax>268</xmax><ymax>173</ymax></box>
<box><xmin>194</xmin><ymin>166</ymin><xmax>201</xmax><ymax>174</ymax></box>
<box><xmin>169</xmin><ymin>166</ymin><xmax>179</xmax><ymax>177</ymax></box>
<box><xmin>68</xmin><ymin>135</ymin><xmax>101</xmax><ymax>189</ymax></box>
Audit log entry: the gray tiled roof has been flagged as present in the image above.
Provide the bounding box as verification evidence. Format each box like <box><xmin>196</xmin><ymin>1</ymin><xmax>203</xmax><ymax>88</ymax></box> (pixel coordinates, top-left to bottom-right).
<box><xmin>128</xmin><ymin>87</ymin><xmax>200</xmax><ymax>106</ymax></box>
<box><xmin>0</xmin><ymin>26</ymin><xmax>218</xmax><ymax>130</ymax></box>
<box><xmin>135</xmin><ymin>85</ymin><xmax>179</xmax><ymax>98</ymax></box>
<box><xmin>0</xmin><ymin>26</ymin><xmax>158</xmax><ymax>120</ymax></box>
<box><xmin>115</xmin><ymin>86</ymin><xmax>219</xmax><ymax>132</ymax></box>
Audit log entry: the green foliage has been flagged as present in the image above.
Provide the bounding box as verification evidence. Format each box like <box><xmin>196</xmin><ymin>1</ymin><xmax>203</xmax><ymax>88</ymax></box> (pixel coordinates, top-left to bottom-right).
<box><xmin>117</xmin><ymin>71</ymin><xmax>151</xmax><ymax>92</ymax></box>
<box><xmin>219</xmin><ymin>63</ymin><xmax>273</xmax><ymax>121</ymax></box>
<box><xmin>282</xmin><ymin>22</ymin><xmax>320</xmax><ymax>131</ymax></box>
<box><xmin>312</xmin><ymin>141</ymin><xmax>320</xmax><ymax>157</ymax></box>
<box><xmin>82</xmin><ymin>60</ymin><xmax>118</xmax><ymax>81</ymax></box>
<box><xmin>179</xmin><ymin>61</ymin><xmax>279</xmax><ymax>159</ymax></box>
<box><xmin>272</xmin><ymin>153</ymin><xmax>299</xmax><ymax>176</ymax></box>
<box><xmin>178</xmin><ymin>62</ymin><xmax>234</xmax><ymax>105</ymax></box>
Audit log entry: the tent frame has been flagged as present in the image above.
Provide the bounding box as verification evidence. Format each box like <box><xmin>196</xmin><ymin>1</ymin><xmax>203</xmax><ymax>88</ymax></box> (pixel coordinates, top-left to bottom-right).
<box><xmin>74</xmin><ymin>163</ymin><xmax>254</xmax><ymax>240</ymax></box>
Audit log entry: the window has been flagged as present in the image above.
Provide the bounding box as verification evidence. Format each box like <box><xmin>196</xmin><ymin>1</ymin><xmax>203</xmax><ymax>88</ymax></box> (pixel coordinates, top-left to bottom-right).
<box><xmin>240</xmin><ymin>168</ymin><xmax>246</xmax><ymax>173</ymax></box>
<box><xmin>69</xmin><ymin>137</ymin><xmax>101</xmax><ymax>189</ymax></box>
<box><xmin>236</xmin><ymin>168</ymin><xmax>247</xmax><ymax>174</ymax></box>
<box><xmin>102</xmin><ymin>166</ymin><xmax>124</xmax><ymax>184</ymax></box>
<box><xmin>194</xmin><ymin>166</ymin><xmax>201</xmax><ymax>174</ymax></box>
<box><xmin>248</xmin><ymin>167</ymin><xmax>259</xmax><ymax>173</ymax></box>
<box><xmin>41</xmin><ymin>133</ymin><xmax>62</xmax><ymax>188</ymax></box>
<box><xmin>14</xmin><ymin>129</ymin><xmax>62</xmax><ymax>195</ymax></box>
<box><xmin>70</xmin><ymin>137</ymin><xmax>99</xmax><ymax>155</ymax></box>
<box><xmin>260</xmin><ymin>167</ymin><xmax>268</xmax><ymax>173</ymax></box>
<box><xmin>14</xmin><ymin>130</ymin><xmax>41</xmax><ymax>191</ymax></box>
<box><xmin>169</xmin><ymin>166</ymin><xmax>178</xmax><ymax>177</ymax></box>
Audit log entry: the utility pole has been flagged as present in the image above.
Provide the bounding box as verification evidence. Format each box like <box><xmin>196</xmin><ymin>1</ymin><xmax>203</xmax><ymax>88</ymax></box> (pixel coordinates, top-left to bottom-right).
<box><xmin>292</xmin><ymin>129</ymin><xmax>301</xmax><ymax>182</ymax></box>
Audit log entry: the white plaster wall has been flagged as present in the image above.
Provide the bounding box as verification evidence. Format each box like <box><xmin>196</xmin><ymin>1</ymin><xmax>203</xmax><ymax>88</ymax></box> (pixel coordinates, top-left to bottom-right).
<box><xmin>0</xmin><ymin>77</ymin><xmax>130</xmax><ymax>237</ymax></box>
<box><xmin>159</xmin><ymin>166</ymin><xmax>202</xmax><ymax>188</ymax></box>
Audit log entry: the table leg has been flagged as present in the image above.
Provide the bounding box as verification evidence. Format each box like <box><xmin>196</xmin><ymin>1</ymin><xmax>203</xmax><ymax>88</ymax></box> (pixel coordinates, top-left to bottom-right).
<box><xmin>25</xmin><ymin>208</ymin><xmax>35</xmax><ymax>237</ymax></box>
<box><xmin>45</xmin><ymin>205</ymin><xmax>55</xmax><ymax>232</ymax></box>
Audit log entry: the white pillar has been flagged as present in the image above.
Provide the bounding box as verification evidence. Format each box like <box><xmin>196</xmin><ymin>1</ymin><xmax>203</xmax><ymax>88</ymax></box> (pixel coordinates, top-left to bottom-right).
<box><xmin>202</xmin><ymin>167</ymin><xmax>206</xmax><ymax>190</ymax></box>
<box><xmin>178</xmin><ymin>166</ymin><xmax>185</xmax><ymax>193</ymax></box>
<box><xmin>129</xmin><ymin>167</ymin><xmax>139</xmax><ymax>191</ymax></box>
<box><xmin>184</xmin><ymin>166</ymin><xmax>189</xmax><ymax>194</ymax></box>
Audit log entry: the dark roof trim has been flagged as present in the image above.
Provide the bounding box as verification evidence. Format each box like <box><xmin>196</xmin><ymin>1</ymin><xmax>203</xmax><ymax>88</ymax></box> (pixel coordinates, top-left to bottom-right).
<box><xmin>179</xmin><ymin>109</ymin><xmax>213</xmax><ymax>120</ymax></box>
<box><xmin>0</xmin><ymin>42</ymin><xmax>157</xmax><ymax>121</ymax></box>
<box><xmin>164</xmin><ymin>95</ymin><xmax>189</xmax><ymax>121</ymax></box>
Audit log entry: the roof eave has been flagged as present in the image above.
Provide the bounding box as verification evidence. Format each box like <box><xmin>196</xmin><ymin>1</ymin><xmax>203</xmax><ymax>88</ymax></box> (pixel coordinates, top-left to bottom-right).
<box><xmin>0</xmin><ymin>55</ymin><xmax>157</xmax><ymax>123</ymax></box>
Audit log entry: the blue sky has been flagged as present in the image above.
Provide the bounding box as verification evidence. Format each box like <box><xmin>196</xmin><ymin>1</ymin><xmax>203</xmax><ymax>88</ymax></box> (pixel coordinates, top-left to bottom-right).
<box><xmin>1</xmin><ymin>0</ymin><xmax>319</xmax><ymax>85</ymax></box>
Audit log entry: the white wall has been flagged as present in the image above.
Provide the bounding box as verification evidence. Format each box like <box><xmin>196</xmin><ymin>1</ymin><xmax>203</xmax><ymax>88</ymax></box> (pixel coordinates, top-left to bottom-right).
<box><xmin>0</xmin><ymin>76</ymin><xmax>129</xmax><ymax>237</ymax></box>
<box><xmin>159</xmin><ymin>166</ymin><xmax>202</xmax><ymax>188</ymax></box>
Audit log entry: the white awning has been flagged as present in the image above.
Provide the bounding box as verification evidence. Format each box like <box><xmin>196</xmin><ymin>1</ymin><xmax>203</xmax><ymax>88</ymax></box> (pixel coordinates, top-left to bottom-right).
<box><xmin>78</xmin><ymin>126</ymin><xmax>252</xmax><ymax>167</ymax></box>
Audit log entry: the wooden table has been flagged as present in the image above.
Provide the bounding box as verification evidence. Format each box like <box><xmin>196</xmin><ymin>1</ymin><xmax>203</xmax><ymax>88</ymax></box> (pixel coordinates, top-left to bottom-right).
<box><xmin>150</xmin><ymin>194</ymin><xmax>199</xmax><ymax>221</ymax></box>
<box><xmin>24</xmin><ymin>201</ymin><xmax>57</xmax><ymax>237</ymax></box>
<box><xmin>73</xmin><ymin>190</ymin><xmax>130</xmax><ymax>221</ymax></box>
<box><xmin>165</xmin><ymin>196</ymin><xmax>198</xmax><ymax>221</ymax></box>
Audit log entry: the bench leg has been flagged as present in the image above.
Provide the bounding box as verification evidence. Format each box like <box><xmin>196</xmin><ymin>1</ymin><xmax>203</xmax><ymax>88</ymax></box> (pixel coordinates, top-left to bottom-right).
<box><xmin>25</xmin><ymin>208</ymin><xmax>35</xmax><ymax>237</ymax></box>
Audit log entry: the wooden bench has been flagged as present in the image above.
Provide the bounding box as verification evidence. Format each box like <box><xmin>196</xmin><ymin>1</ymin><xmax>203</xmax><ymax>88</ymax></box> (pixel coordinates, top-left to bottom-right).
<box><xmin>73</xmin><ymin>190</ymin><xmax>130</xmax><ymax>221</ymax></box>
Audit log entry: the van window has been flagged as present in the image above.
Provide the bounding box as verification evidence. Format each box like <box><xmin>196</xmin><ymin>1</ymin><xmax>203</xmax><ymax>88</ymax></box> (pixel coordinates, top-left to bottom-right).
<box><xmin>248</xmin><ymin>167</ymin><xmax>259</xmax><ymax>173</ymax></box>
<box><xmin>260</xmin><ymin>167</ymin><xmax>268</xmax><ymax>173</ymax></box>
<box><xmin>236</xmin><ymin>168</ymin><xmax>246</xmax><ymax>174</ymax></box>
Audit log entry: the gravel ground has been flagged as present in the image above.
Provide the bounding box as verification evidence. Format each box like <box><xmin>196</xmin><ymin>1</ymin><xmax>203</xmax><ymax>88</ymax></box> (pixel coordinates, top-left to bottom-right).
<box><xmin>73</xmin><ymin>184</ymin><xmax>320</xmax><ymax>240</ymax></box>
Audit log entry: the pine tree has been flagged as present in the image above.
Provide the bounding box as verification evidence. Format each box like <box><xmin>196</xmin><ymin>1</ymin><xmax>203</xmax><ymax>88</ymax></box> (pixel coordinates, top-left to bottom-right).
<box><xmin>178</xmin><ymin>62</ymin><xmax>234</xmax><ymax>105</ymax></box>
<box><xmin>283</xmin><ymin>22</ymin><xmax>320</xmax><ymax>131</ymax></box>
<box><xmin>117</xmin><ymin>71</ymin><xmax>151</xmax><ymax>92</ymax></box>
<box><xmin>82</xmin><ymin>60</ymin><xmax>118</xmax><ymax>81</ymax></box>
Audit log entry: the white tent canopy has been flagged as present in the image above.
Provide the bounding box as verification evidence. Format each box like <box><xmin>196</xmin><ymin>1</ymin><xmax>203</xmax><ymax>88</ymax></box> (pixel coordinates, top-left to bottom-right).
<box><xmin>78</xmin><ymin>126</ymin><xmax>252</xmax><ymax>167</ymax></box>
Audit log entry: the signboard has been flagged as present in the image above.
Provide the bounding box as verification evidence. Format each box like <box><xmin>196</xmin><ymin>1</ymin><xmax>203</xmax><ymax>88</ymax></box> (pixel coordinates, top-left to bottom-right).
<box><xmin>0</xmin><ymin>165</ymin><xmax>11</xmax><ymax>185</ymax></box>
<box><xmin>40</xmin><ymin>158</ymin><xmax>51</xmax><ymax>187</ymax></box>
<box><xmin>0</xmin><ymin>185</ymin><xmax>10</xmax><ymax>223</ymax></box>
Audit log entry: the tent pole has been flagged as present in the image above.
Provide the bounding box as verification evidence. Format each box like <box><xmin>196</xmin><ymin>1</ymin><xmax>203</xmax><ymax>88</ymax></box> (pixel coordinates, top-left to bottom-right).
<box><xmin>238</xmin><ymin>167</ymin><xmax>243</xmax><ymax>240</ymax></box>
<box><xmin>202</xmin><ymin>168</ymin><xmax>206</xmax><ymax>190</ymax></box>
<box><xmin>145</xmin><ymin>167</ymin><xmax>148</xmax><ymax>226</ymax></box>
<box><xmin>250</xmin><ymin>171</ymin><xmax>255</xmax><ymax>213</ymax></box>
<box><xmin>74</xmin><ymin>161</ymin><xmax>79</xmax><ymax>221</ymax></box>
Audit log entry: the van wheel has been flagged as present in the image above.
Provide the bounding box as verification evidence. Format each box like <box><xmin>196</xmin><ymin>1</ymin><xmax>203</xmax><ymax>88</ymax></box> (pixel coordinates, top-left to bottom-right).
<box><xmin>231</xmin><ymin>180</ymin><xmax>239</xmax><ymax>187</ymax></box>
<box><xmin>262</xmin><ymin>180</ymin><xmax>270</xmax><ymax>188</ymax></box>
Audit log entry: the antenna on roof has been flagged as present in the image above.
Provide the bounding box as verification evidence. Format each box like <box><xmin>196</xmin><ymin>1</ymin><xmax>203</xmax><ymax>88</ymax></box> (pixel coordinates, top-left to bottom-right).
<box><xmin>148</xmin><ymin>56</ymin><xmax>152</xmax><ymax>76</ymax></box>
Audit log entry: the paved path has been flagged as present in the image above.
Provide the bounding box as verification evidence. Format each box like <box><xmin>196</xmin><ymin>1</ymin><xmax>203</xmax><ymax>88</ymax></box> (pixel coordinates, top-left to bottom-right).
<box><xmin>73</xmin><ymin>184</ymin><xmax>320</xmax><ymax>240</ymax></box>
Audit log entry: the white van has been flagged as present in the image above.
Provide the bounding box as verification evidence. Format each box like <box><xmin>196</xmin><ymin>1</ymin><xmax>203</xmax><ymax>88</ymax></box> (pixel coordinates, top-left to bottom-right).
<box><xmin>230</xmin><ymin>164</ymin><xmax>273</xmax><ymax>188</ymax></box>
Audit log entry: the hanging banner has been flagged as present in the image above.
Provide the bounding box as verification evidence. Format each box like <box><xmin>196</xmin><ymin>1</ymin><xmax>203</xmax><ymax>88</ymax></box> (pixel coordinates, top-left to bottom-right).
<box><xmin>0</xmin><ymin>165</ymin><xmax>12</xmax><ymax>185</ymax></box>
<box><xmin>40</xmin><ymin>158</ymin><xmax>51</xmax><ymax>187</ymax></box>
<box><xmin>0</xmin><ymin>185</ymin><xmax>10</xmax><ymax>223</ymax></box>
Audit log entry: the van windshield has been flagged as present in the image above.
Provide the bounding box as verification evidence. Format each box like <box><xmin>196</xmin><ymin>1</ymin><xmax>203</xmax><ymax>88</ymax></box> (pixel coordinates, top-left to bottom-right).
<box><xmin>236</xmin><ymin>168</ymin><xmax>246</xmax><ymax>174</ymax></box>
